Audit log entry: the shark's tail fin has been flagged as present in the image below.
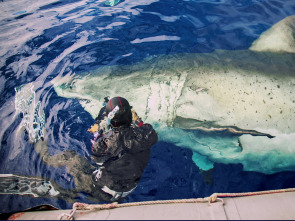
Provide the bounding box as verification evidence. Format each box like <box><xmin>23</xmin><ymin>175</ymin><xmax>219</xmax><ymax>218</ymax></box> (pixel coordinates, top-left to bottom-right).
<box><xmin>0</xmin><ymin>174</ymin><xmax>59</xmax><ymax>197</ymax></box>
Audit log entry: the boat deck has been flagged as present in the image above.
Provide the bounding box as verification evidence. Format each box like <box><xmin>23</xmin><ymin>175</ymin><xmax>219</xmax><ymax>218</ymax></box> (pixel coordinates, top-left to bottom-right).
<box><xmin>7</xmin><ymin>191</ymin><xmax>295</xmax><ymax>220</ymax></box>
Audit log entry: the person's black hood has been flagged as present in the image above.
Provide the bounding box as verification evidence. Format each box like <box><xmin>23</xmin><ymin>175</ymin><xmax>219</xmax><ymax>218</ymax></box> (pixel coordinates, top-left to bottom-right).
<box><xmin>105</xmin><ymin>96</ymin><xmax>132</xmax><ymax>127</ymax></box>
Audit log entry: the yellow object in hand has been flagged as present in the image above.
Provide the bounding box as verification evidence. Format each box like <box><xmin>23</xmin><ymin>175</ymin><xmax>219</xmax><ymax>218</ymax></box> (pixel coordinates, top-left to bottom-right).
<box><xmin>131</xmin><ymin>110</ymin><xmax>139</xmax><ymax>122</ymax></box>
<box><xmin>88</xmin><ymin>124</ymin><xmax>99</xmax><ymax>133</ymax></box>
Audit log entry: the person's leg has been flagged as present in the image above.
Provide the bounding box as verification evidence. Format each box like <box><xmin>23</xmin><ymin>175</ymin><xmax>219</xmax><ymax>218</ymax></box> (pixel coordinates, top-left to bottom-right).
<box><xmin>34</xmin><ymin>139</ymin><xmax>108</xmax><ymax>202</ymax></box>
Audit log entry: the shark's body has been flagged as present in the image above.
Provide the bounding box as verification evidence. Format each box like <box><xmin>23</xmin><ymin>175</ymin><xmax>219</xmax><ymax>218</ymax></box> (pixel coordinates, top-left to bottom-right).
<box><xmin>53</xmin><ymin>16</ymin><xmax>295</xmax><ymax>174</ymax></box>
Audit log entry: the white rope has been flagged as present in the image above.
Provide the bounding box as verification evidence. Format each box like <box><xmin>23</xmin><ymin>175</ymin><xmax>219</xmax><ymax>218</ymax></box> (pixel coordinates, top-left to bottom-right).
<box><xmin>58</xmin><ymin>187</ymin><xmax>295</xmax><ymax>220</ymax></box>
<box><xmin>58</xmin><ymin>207</ymin><xmax>76</xmax><ymax>220</ymax></box>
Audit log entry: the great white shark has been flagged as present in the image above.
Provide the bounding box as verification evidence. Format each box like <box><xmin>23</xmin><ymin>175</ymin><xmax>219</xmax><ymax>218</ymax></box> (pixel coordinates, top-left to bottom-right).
<box><xmin>0</xmin><ymin>15</ymin><xmax>295</xmax><ymax>200</ymax></box>
<box><xmin>51</xmin><ymin>16</ymin><xmax>295</xmax><ymax>174</ymax></box>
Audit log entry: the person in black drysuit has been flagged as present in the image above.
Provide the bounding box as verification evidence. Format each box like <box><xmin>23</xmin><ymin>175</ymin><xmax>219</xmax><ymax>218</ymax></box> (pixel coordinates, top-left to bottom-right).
<box><xmin>89</xmin><ymin>96</ymin><xmax>158</xmax><ymax>202</ymax></box>
<box><xmin>1</xmin><ymin>96</ymin><xmax>156</xmax><ymax>205</ymax></box>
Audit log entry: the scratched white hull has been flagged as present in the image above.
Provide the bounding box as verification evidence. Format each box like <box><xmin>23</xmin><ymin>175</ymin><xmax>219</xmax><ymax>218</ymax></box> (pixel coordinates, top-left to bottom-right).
<box><xmin>7</xmin><ymin>190</ymin><xmax>295</xmax><ymax>220</ymax></box>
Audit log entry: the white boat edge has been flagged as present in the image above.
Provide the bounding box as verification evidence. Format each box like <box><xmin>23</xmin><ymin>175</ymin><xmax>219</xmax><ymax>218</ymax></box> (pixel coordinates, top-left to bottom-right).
<box><xmin>4</xmin><ymin>188</ymin><xmax>295</xmax><ymax>220</ymax></box>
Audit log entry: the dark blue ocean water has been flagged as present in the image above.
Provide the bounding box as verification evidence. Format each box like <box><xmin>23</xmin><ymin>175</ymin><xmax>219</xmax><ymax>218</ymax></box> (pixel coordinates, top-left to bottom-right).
<box><xmin>1</xmin><ymin>0</ymin><xmax>295</xmax><ymax>214</ymax></box>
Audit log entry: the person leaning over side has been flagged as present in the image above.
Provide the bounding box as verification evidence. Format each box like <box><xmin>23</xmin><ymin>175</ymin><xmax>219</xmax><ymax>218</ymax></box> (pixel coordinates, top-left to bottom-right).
<box><xmin>88</xmin><ymin>96</ymin><xmax>158</xmax><ymax>202</ymax></box>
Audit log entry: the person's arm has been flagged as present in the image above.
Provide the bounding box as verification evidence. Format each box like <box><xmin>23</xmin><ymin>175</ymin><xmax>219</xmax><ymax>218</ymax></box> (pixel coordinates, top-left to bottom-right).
<box><xmin>132</xmin><ymin>110</ymin><xmax>158</xmax><ymax>146</ymax></box>
<box><xmin>132</xmin><ymin>110</ymin><xmax>143</xmax><ymax>127</ymax></box>
<box><xmin>91</xmin><ymin>135</ymin><xmax>109</xmax><ymax>163</ymax></box>
<box><xmin>95</xmin><ymin>96</ymin><xmax>109</xmax><ymax>124</ymax></box>
<box><xmin>88</xmin><ymin>97</ymin><xmax>110</xmax><ymax>134</ymax></box>
<box><xmin>142</xmin><ymin>123</ymin><xmax>158</xmax><ymax>146</ymax></box>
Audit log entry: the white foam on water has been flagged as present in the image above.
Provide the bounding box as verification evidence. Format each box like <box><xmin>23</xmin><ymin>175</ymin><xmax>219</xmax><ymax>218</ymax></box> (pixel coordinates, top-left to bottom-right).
<box><xmin>14</xmin><ymin>83</ymin><xmax>45</xmax><ymax>143</ymax></box>
<box><xmin>0</xmin><ymin>174</ymin><xmax>60</xmax><ymax>197</ymax></box>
